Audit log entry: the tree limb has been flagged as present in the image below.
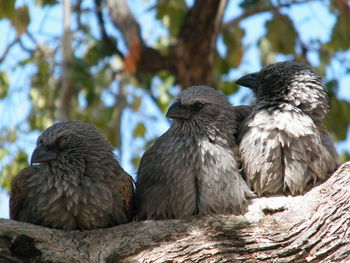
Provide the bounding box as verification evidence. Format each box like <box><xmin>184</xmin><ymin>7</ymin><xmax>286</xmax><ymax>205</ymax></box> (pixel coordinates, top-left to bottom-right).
<box><xmin>173</xmin><ymin>0</ymin><xmax>228</xmax><ymax>88</ymax></box>
<box><xmin>1</xmin><ymin>162</ymin><xmax>349</xmax><ymax>262</ymax></box>
<box><xmin>0</xmin><ymin>37</ymin><xmax>19</xmax><ymax>64</ymax></box>
<box><xmin>222</xmin><ymin>0</ymin><xmax>313</xmax><ymax>31</ymax></box>
<box><xmin>107</xmin><ymin>78</ymin><xmax>128</xmax><ymax>149</ymax></box>
<box><xmin>94</xmin><ymin>0</ymin><xmax>125</xmax><ymax>59</ymax></box>
<box><xmin>105</xmin><ymin>0</ymin><xmax>168</xmax><ymax>75</ymax></box>
<box><xmin>105</xmin><ymin>0</ymin><xmax>142</xmax><ymax>49</ymax></box>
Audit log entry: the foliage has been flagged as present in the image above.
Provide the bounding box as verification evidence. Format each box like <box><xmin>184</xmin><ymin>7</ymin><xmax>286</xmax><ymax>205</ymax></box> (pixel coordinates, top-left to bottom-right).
<box><xmin>0</xmin><ymin>0</ymin><xmax>350</xmax><ymax>192</ymax></box>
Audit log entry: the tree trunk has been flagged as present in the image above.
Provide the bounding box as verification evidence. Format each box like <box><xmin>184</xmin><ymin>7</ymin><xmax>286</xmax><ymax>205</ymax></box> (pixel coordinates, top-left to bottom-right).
<box><xmin>59</xmin><ymin>0</ymin><xmax>74</xmax><ymax>121</ymax></box>
<box><xmin>1</xmin><ymin>161</ymin><xmax>349</xmax><ymax>263</ymax></box>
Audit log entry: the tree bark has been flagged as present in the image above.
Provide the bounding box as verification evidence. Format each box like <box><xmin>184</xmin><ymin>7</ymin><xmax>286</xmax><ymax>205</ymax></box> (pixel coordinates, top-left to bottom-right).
<box><xmin>172</xmin><ymin>0</ymin><xmax>227</xmax><ymax>88</ymax></box>
<box><xmin>1</xmin><ymin>162</ymin><xmax>349</xmax><ymax>263</ymax></box>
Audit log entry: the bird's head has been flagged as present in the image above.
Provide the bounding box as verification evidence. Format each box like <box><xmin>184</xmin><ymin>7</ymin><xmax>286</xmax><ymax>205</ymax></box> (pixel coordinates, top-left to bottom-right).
<box><xmin>236</xmin><ymin>61</ymin><xmax>323</xmax><ymax>102</ymax></box>
<box><xmin>166</xmin><ymin>86</ymin><xmax>234</xmax><ymax>135</ymax></box>
<box><xmin>31</xmin><ymin>121</ymin><xmax>111</xmax><ymax>167</ymax></box>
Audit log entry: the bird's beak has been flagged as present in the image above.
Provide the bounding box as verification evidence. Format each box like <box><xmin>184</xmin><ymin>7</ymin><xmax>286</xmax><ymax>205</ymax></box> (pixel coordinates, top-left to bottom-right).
<box><xmin>31</xmin><ymin>143</ymin><xmax>57</xmax><ymax>165</ymax></box>
<box><xmin>236</xmin><ymin>73</ymin><xmax>260</xmax><ymax>91</ymax></box>
<box><xmin>166</xmin><ymin>102</ymin><xmax>191</xmax><ymax>120</ymax></box>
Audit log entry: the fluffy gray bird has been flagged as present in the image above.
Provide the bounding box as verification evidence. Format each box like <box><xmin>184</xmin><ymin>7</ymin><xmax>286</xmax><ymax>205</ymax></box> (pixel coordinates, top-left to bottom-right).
<box><xmin>10</xmin><ymin>121</ymin><xmax>134</xmax><ymax>230</ymax></box>
<box><xmin>236</xmin><ymin>61</ymin><xmax>339</xmax><ymax>196</ymax></box>
<box><xmin>135</xmin><ymin>86</ymin><xmax>254</xmax><ymax>220</ymax></box>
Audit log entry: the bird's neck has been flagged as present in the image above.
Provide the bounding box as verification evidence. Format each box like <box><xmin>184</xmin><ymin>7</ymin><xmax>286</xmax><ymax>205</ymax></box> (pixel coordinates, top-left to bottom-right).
<box><xmin>170</xmin><ymin>119</ymin><xmax>235</xmax><ymax>146</ymax></box>
<box><xmin>41</xmin><ymin>159</ymin><xmax>85</xmax><ymax>181</ymax></box>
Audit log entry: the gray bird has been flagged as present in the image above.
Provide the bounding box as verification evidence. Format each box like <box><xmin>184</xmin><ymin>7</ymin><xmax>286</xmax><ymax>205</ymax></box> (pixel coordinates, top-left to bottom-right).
<box><xmin>236</xmin><ymin>61</ymin><xmax>339</xmax><ymax>196</ymax></box>
<box><xmin>10</xmin><ymin>121</ymin><xmax>134</xmax><ymax>230</ymax></box>
<box><xmin>135</xmin><ymin>86</ymin><xmax>254</xmax><ymax>220</ymax></box>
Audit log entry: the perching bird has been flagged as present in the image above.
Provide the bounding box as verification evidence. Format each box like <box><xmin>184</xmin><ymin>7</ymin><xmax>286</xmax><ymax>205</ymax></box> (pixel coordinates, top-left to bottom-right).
<box><xmin>135</xmin><ymin>86</ymin><xmax>254</xmax><ymax>220</ymax></box>
<box><xmin>10</xmin><ymin>121</ymin><xmax>134</xmax><ymax>230</ymax></box>
<box><xmin>236</xmin><ymin>61</ymin><xmax>339</xmax><ymax>196</ymax></box>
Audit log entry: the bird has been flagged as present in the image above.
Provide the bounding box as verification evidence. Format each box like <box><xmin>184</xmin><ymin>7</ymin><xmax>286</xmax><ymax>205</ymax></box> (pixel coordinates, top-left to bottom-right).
<box><xmin>236</xmin><ymin>61</ymin><xmax>339</xmax><ymax>196</ymax></box>
<box><xmin>135</xmin><ymin>86</ymin><xmax>254</xmax><ymax>220</ymax></box>
<box><xmin>10</xmin><ymin>121</ymin><xmax>134</xmax><ymax>230</ymax></box>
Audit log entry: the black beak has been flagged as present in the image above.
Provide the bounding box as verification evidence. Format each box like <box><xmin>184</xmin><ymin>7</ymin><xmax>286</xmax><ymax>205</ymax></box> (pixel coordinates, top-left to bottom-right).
<box><xmin>236</xmin><ymin>73</ymin><xmax>260</xmax><ymax>92</ymax></box>
<box><xmin>31</xmin><ymin>143</ymin><xmax>57</xmax><ymax>165</ymax></box>
<box><xmin>166</xmin><ymin>102</ymin><xmax>191</xmax><ymax>120</ymax></box>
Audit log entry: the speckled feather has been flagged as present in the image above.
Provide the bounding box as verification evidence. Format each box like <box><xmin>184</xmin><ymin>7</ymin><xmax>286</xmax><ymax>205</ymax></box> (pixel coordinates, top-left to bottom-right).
<box><xmin>238</xmin><ymin>62</ymin><xmax>339</xmax><ymax>196</ymax></box>
<box><xmin>10</xmin><ymin>121</ymin><xmax>134</xmax><ymax>230</ymax></box>
<box><xmin>135</xmin><ymin>86</ymin><xmax>254</xmax><ymax>220</ymax></box>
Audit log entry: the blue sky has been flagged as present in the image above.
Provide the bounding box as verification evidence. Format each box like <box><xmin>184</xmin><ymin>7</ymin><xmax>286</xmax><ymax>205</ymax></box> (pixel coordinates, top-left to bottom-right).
<box><xmin>0</xmin><ymin>0</ymin><xmax>349</xmax><ymax>218</ymax></box>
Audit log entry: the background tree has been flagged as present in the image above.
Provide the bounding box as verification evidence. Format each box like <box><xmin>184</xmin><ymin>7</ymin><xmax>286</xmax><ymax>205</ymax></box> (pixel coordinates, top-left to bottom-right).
<box><xmin>0</xmin><ymin>0</ymin><xmax>350</xmax><ymax>202</ymax></box>
<box><xmin>1</xmin><ymin>1</ymin><xmax>350</xmax><ymax>262</ymax></box>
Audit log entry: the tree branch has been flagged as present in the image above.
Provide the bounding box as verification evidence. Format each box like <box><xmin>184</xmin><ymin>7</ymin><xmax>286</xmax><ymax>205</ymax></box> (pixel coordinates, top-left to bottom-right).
<box><xmin>105</xmin><ymin>0</ymin><xmax>142</xmax><ymax>49</ymax></box>
<box><xmin>1</xmin><ymin>162</ymin><xmax>349</xmax><ymax>262</ymax></box>
<box><xmin>94</xmin><ymin>0</ymin><xmax>124</xmax><ymax>59</ymax></box>
<box><xmin>0</xmin><ymin>37</ymin><xmax>20</xmax><ymax>64</ymax></box>
<box><xmin>222</xmin><ymin>0</ymin><xmax>314</xmax><ymax>31</ymax></box>
<box><xmin>173</xmin><ymin>0</ymin><xmax>228</xmax><ymax>88</ymax></box>
<box><xmin>105</xmin><ymin>0</ymin><xmax>168</xmax><ymax>75</ymax></box>
<box><xmin>107</xmin><ymin>78</ymin><xmax>128</xmax><ymax>149</ymax></box>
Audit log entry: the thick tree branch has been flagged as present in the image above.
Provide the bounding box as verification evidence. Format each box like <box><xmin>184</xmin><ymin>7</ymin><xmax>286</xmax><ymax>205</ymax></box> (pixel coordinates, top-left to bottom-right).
<box><xmin>222</xmin><ymin>0</ymin><xmax>313</xmax><ymax>30</ymax></box>
<box><xmin>107</xmin><ymin>79</ymin><xmax>127</xmax><ymax>149</ymax></box>
<box><xmin>94</xmin><ymin>0</ymin><xmax>124</xmax><ymax>59</ymax></box>
<box><xmin>105</xmin><ymin>0</ymin><xmax>142</xmax><ymax>49</ymax></box>
<box><xmin>1</xmin><ymin>162</ymin><xmax>349</xmax><ymax>262</ymax></box>
<box><xmin>172</xmin><ymin>0</ymin><xmax>227</xmax><ymax>88</ymax></box>
<box><xmin>105</xmin><ymin>0</ymin><xmax>168</xmax><ymax>74</ymax></box>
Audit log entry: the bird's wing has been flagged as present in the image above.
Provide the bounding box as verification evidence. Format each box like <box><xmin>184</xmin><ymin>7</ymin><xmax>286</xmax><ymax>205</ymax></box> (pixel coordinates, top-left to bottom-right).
<box><xmin>316</xmin><ymin>122</ymin><xmax>339</xmax><ymax>169</ymax></box>
<box><xmin>109</xmin><ymin>169</ymin><xmax>135</xmax><ymax>223</ymax></box>
<box><xmin>10</xmin><ymin>166</ymin><xmax>38</xmax><ymax>220</ymax></box>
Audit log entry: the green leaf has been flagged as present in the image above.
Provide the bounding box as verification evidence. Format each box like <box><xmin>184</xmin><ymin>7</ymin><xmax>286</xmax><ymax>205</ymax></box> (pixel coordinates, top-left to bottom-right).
<box><xmin>341</xmin><ymin>151</ymin><xmax>350</xmax><ymax>162</ymax></box>
<box><xmin>18</xmin><ymin>58</ymin><xmax>32</xmax><ymax>66</ymax></box>
<box><xmin>133</xmin><ymin>123</ymin><xmax>146</xmax><ymax>137</ymax></box>
<box><xmin>0</xmin><ymin>0</ymin><xmax>15</xmax><ymax>19</ymax></box>
<box><xmin>239</xmin><ymin>0</ymin><xmax>271</xmax><ymax>10</ymax></box>
<box><xmin>0</xmin><ymin>72</ymin><xmax>9</xmax><ymax>98</ymax></box>
<box><xmin>131</xmin><ymin>156</ymin><xmax>141</xmax><ymax>170</ymax></box>
<box><xmin>324</xmin><ymin>79</ymin><xmax>338</xmax><ymax>100</ymax></box>
<box><xmin>156</xmin><ymin>0</ymin><xmax>187</xmax><ymax>36</ymax></box>
<box><xmin>11</xmin><ymin>6</ymin><xmax>30</xmax><ymax>36</ymax></box>
<box><xmin>85</xmin><ymin>40</ymin><xmax>116</xmax><ymax>66</ymax></box>
<box><xmin>258</xmin><ymin>37</ymin><xmax>276</xmax><ymax>66</ymax></box>
<box><xmin>218</xmin><ymin>81</ymin><xmax>238</xmax><ymax>96</ymax></box>
<box><xmin>0</xmin><ymin>148</ymin><xmax>8</xmax><ymax>159</ymax></box>
<box><xmin>0</xmin><ymin>150</ymin><xmax>28</xmax><ymax>191</ymax></box>
<box><xmin>326</xmin><ymin>98</ymin><xmax>350</xmax><ymax>141</ymax></box>
<box><xmin>7</xmin><ymin>127</ymin><xmax>17</xmax><ymax>142</ymax></box>
<box><xmin>132</xmin><ymin>96</ymin><xmax>142</xmax><ymax>111</ymax></box>
<box><xmin>222</xmin><ymin>24</ymin><xmax>244</xmax><ymax>68</ymax></box>
<box><xmin>326</xmin><ymin>14</ymin><xmax>350</xmax><ymax>52</ymax></box>
<box><xmin>265</xmin><ymin>14</ymin><xmax>297</xmax><ymax>54</ymax></box>
<box><xmin>35</xmin><ymin>0</ymin><xmax>58</xmax><ymax>6</ymax></box>
<box><xmin>0</xmin><ymin>150</ymin><xmax>28</xmax><ymax>192</ymax></box>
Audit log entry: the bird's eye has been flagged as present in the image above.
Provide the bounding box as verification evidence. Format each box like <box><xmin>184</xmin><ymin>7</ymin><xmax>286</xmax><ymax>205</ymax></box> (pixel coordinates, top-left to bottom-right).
<box><xmin>47</xmin><ymin>137</ymin><xmax>65</xmax><ymax>151</ymax></box>
<box><xmin>189</xmin><ymin>103</ymin><xmax>204</xmax><ymax>112</ymax></box>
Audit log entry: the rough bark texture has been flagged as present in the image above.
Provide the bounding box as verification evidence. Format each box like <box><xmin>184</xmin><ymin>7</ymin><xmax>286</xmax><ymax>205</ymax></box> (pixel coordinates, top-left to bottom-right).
<box><xmin>171</xmin><ymin>0</ymin><xmax>227</xmax><ymax>88</ymax></box>
<box><xmin>1</xmin><ymin>162</ymin><xmax>349</xmax><ymax>263</ymax></box>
